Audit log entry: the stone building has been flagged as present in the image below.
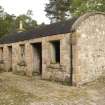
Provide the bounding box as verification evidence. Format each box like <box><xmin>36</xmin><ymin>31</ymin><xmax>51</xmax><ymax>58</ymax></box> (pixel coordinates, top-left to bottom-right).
<box><xmin>0</xmin><ymin>12</ymin><xmax>105</xmax><ymax>86</ymax></box>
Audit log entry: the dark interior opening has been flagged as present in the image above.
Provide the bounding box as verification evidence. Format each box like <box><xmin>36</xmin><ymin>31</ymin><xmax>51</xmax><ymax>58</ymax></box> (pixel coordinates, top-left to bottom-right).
<box><xmin>8</xmin><ymin>46</ymin><xmax>12</xmax><ymax>72</ymax></box>
<box><xmin>51</xmin><ymin>41</ymin><xmax>60</xmax><ymax>63</ymax></box>
<box><xmin>32</xmin><ymin>43</ymin><xmax>42</xmax><ymax>75</ymax></box>
<box><xmin>0</xmin><ymin>47</ymin><xmax>3</xmax><ymax>60</ymax></box>
<box><xmin>20</xmin><ymin>44</ymin><xmax>25</xmax><ymax>61</ymax></box>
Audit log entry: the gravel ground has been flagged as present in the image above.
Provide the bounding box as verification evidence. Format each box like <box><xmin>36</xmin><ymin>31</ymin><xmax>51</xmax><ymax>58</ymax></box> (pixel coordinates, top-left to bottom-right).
<box><xmin>0</xmin><ymin>72</ymin><xmax>105</xmax><ymax>105</ymax></box>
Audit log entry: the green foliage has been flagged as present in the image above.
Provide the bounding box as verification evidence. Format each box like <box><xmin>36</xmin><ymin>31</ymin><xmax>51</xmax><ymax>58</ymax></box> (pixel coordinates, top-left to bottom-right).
<box><xmin>0</xmin><ymin>13</ymin><xmax>16</xmax><ymax>37</ymax></box>
<box><xmin>0</xmin><ymin>8</ymin><xmax>38</xmax><ymax>37</ymax></box>
<box><xmin>16</xmin><ymin>14</ymin><xmax>37</xmax><ymax>31</ymax></box>
<box><xmin>45</xmin><ymin>0</ymin><xmax>105</xmax><ymax>22</ymax></box>
<box><xmin>45</xmin><ymin>0</ymin><xmax>71</xmax><ymax>23</ymax></box>
<box><xmin>70</xmin><ymin>0</ymin><xmax>105</xmax><ymax>16</ymax></box>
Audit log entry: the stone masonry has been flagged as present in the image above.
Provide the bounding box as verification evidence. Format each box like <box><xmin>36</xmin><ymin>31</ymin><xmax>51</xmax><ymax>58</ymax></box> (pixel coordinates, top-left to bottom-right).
<box><xmin>0</xmin><ymin>12</ymin><xmax>105</xmax><ymax>86</ymax></box>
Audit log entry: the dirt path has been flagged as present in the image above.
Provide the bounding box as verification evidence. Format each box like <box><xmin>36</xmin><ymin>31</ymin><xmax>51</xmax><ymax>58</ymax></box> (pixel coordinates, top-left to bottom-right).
<box><xmin>0</xmin><ymin>72</ymin><xmax>105</xmax><ymax>105</ymax></box>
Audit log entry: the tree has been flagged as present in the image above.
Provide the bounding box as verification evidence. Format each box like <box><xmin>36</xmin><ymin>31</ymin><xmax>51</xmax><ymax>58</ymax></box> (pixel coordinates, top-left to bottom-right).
<box><xmin>0</xmin><ymin>8</ymin><xmax>38</xmax><ymax>37</ymax></box>
<box><xmin>16</xmin><ymin>14</ymin><xmax>37</xmax><ymax>31</ymax></box>
<box><xmin>0</xmin><ymin>6</ymin><xmax>5</xmax><ymax>19</ymax></box>
<box><xmin>27</xmin><ymin>9</ymin><xmax>33</xmax><ymax>17</ymax></box>
<box><xmin>45</xmin><ymin>0</ymin><xmax>71</xmax><ymax>23</ymax></box>
<box><xmin>16</xmin><ymin>10</ymin><xmax>37</xmax><ymax>31</ymax></box>
<box><xmin>45</xmin><ymin>0</ymin><xmax>105</xmax><ymax>23</ymax></box>
<box><xmin>70</xmin><ymin>0</ymin><xmax>105</xmax><ymax>16</ymax></box>
<box><xmin>0</xmin><ymin>6</ymin><xmax>16</xmax><ymax>37</ymax></box>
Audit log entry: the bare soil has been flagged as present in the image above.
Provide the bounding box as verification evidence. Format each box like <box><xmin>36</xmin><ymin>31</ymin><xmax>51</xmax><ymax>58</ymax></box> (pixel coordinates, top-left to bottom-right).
<box><xmin>0</xmin><ymin>72</ymin><xmax>105</xmax><ymax>105</ymax></box>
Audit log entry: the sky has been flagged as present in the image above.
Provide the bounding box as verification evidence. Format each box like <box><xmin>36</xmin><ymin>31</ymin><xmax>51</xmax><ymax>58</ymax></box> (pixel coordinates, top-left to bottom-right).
<box><xmin>0</xmin><ymin>0</ymin><xmax>50</xmax><ymax>24</ymax></box>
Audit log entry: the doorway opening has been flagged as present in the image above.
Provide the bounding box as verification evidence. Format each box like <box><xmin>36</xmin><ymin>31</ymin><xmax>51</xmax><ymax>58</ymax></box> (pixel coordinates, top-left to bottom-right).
<box><xmin>8</xmin><ymin>46</ymin><xmax>12</xmax><ymax>72</ymax></box>
<box><xmin>31</xmin><ymin>43</ymin><xmax>42</xmax><ymax>76</ymax></box>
